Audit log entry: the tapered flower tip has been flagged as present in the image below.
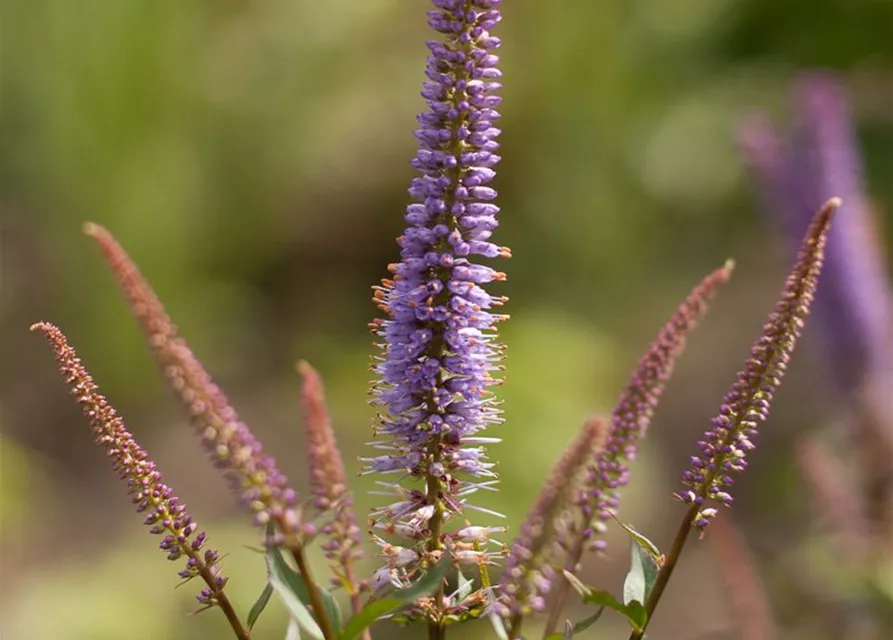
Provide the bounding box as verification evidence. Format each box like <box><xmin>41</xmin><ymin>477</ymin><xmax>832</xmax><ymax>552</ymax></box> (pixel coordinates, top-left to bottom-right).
<box><xmin>82</xmin><ymin>221</ymin><xmax>107</xmax><ymax>238</ymax></box>
<box><xmin>296</xmin><ymin>360</ymin><xmax>319</xmax><ymax>387</ymax></box>
<box><xmin>722</xmin><ymin>258</ymin><xmax>735</xmax><ymax>275</ymax></box>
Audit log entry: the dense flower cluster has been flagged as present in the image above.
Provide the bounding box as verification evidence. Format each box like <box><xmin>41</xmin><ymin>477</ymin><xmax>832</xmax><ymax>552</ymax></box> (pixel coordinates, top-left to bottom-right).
<box><xmin>32</xmin><ymin>322</ymin><xmax>227</xmax><ymax>605</ymax></box>
<box><xmin>366</xmin><ymin>0</ymin><xmax>508</xmax><ymax>571</ymax></box>
<box><xmin>680</xmin><ymin>199</ymin><xmax>838</xmax><ymax>531</ymax></box>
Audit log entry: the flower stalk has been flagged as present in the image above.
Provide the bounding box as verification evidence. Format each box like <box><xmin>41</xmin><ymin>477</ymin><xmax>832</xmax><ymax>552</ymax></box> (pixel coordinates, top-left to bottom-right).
<box><xmin>31</xmin><ymin>322</ymin><xmax>250</xmax><ymax>640</ymax></box>
<box><xmin>366</xmin><ymin>0</ymin><xmax>507</xmax><ymax>635</ymax></box>
<box><xmin>83</xmin><ymin>223</ymin><xmax>336</xmax><ymax>640</ymax></box>
<box><xmin>630</xmin><ymin>196</ymin><xmax>838</xmax><ymax>638</ymax></box>
<box><xmin>543</xmin><ymin>261</ymin><xmax>734</xmax><ymax>636</ymax></box>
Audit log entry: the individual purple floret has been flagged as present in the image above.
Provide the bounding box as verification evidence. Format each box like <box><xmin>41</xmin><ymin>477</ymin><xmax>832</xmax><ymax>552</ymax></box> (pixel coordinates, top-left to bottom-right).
<box><xmin>31</xmin><ymin>322</ymin><xmax>230</xmax><ymax>608</ymax></box>
<box><xmin>367</xmin><ymin>0</ymin><xmax>508</xmax><ymax>574</ymax></box>
<box><xmin>679</xmin><ymin>198</ymin><xmax>838</xmax><ymax>532</ymax></box>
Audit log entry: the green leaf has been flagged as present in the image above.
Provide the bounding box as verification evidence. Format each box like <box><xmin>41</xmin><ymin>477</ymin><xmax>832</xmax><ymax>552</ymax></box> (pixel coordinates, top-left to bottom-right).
<box><xmin>339</xmin><ymin>555</ymin><xmax>450</xmax><ymax>640</ymax></box>
<box><xmin>581</xmin><ymin>590</ymin><xmax>647</xmax><ymax>632</ymax></box>
<box><xmin>265</xmin><ymin>546</ymin><xmax>343</xmax><ymax>638</ymax></box>
<box><xmin>622</xmin><ymin>537</ymin><xmax>660</xmax><ymax>605</ymax></box>
<box><xmin>543</xmin><ymin>606</ymin><xmax>605</xmax><ymax>639</ymax></box>
<box><xmin>266</xmin><ymin>548</ymin><xmax>324</xmax><ymax>640</ymax></box>
<box><xmin>560</xmin><ymin>571</ymin><xmax>647</xmax><ymax>633</ymax></box>
<box><xmin>614</xmin><ymin>518</ymin><xmax>663</xmax><ymax>566</ymax></box>
<box><xmin>285</xmin><ymin>617</ymin><xmax>302</xmax><ymax>640</ymax></box>
<box><xmin>623</xmin><ymin>539</ymin><xmax>646</xmax><ymax>605</ymax></box>
<box><xmin>247</xmin><ymin>582</ymin><xmax>274</xmax><ymax>629</ymax></box>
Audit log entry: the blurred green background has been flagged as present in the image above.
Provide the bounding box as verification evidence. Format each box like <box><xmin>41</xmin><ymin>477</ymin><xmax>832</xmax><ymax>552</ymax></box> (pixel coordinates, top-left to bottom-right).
<box><xmin>1</xmin><ymin>1</ymin><xmax>891</xmax><ymax>638</ymax></box>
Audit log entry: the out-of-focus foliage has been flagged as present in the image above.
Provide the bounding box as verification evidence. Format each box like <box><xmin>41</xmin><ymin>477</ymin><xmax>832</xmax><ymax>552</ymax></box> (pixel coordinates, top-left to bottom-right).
<box><xmin>1</xmin><ymin>1</ymin><xmax>890</xmax><ymax>639</ymax></box>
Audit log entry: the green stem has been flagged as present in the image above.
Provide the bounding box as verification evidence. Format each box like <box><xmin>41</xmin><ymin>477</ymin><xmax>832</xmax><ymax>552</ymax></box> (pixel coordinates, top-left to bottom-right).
<box><xmin>426</xmin><ymin>436</ymin><xmax>447</xmax><ymax>640</ymax></box>
<box><xmin>628</xmin><ymin>504</ymin><xmax>697</xmax><ymax>640</ymax></box>
<box><xmin>289</xmin><ymin>545</ymin><xmax>337</xmax><ymax>640</ymax></box>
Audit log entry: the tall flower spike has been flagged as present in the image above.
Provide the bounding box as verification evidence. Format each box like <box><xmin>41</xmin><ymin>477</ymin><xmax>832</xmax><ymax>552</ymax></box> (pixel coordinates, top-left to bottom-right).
<box><xmin>739</xmin><ymin>75</ymin><xmax>891</xmax><ymax>399</ymax></box>
<box><xmin>579</xmin><ymin>260</ymin><xmax>734</xmax><ymax>551</ymax></box>
<box><xmin>83</xmin><ymin>223</ymin><xmax>300</xmax><ymax>538</ymax></box>
<box><xmin>496</xmin><ymin>416</ymin><xmax>608</xmax><ymax>635</ymax></box>
<box><xmin>680</xmin><ymin>197</ymin><xmax>839</xmax><ymax>532</ymax></box>
<box><xmin>30</xmin><ymin>323</ymin><xmax>239</xmax><ymax>622</ymax></box>
<box><xmin>792</xmin><ymin>73</ymin><xmax>891</xmax><ymax>397</ymax></box>
<box><xmin>297</xmin><ymin>362</ymin><xmax>364</xmax><ymax>597</ymax></box>
<box><xmin>366</xmin><ymin>0</ymin><xmax>507</xmax><ymax>579</ymax></box>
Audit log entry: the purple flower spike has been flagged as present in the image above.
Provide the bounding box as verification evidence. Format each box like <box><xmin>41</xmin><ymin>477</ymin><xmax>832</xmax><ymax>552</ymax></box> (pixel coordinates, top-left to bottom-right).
<box><xmin>496</xmin><ymin>417</ymin><xmax>608</xmax><ymax>627</ymax></box>
<box><xmin>739</xmin><ymin>74</ymin><xmax>892</xmax><ymax>399</ymax></box>
<box><xmin>792</xmin><ymin>73</ymin><xmax>892</xmax><ymax>397</ymax></box>
<box><xmin>31</xmin><ymin>322</ymin><xmax>228</xmax><ymax>604</ymax></box>
<box><xmin>84</xmin><ymin>223</ymin><xmax>301</xmax><ymax>540</ymax></box>
<box><xmin>680</xmin><ymin>198</ymin><xmax>839</xmax><ymax>532</ymax></box>
<box><xmin>367</xmin><ymin>0</ymin><xmax>507</xmax><ymax>573</ymax></box>
<box><xmin>578</xmin><ymin>261</ymin><xmax>734</xmax><ymax>551</ymax></box>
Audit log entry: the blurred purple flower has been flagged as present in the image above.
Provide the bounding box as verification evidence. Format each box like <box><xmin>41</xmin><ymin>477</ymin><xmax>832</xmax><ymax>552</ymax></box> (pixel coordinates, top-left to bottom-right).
<box><xmin>738</xmin><ymin>72</ymin><xmax>892</xmax><ymax>398</ymax></box>
<box><xmin>366</xmin><ymin>0</ymin><xmax>508</xmax><ymax>573</ymax></box>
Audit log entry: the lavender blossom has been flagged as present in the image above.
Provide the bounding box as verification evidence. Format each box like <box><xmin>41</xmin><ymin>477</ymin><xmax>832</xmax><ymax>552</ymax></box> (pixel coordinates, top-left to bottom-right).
<box><xmin>367</xmin><ymin>0</ymin><xmax>507</xmax><ymax>574</ymax></box>
<box><xmin>84</xmin><ymin>223</ymin><xmax>301</xmax><ymax>539</ymax></box>
<box><xmin>297</xmin><ymin>361</ymin><xmax>364</xmax><ymax>596</ymax></box>
<box><xmin>680</xmin><ymin>198</ymin><xmax>839</xmax><ymax>532</ymax></box>
<box><xmin>578</xmin><ymin>261</ymin><xmax>734</xmax><ymax>551</ymax></box>
<box><xmin>496</xmin><ymin>416</ymin><xmax>608</xmax><ymax>631</ymax></box>
<box><xmin>31</xmin><ymin>322</ymin><xmax>229</xmax><ymax>607</ymax></box>
<box><xmin>739</xmin><ymin>73</ymin><xmax>892</xmax><ymax>399</ymax></box>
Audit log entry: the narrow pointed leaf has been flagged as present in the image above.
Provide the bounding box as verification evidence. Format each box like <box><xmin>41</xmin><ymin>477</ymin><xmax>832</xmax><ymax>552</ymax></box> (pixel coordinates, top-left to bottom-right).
<box><xmin>339</xmin><ymin>555</ymin><xmax>450</xmax><ymax>639</ymax></box>
<box><xmin>581</xmin><ymin>590</ymin><xmax>646</xmax><ymax>632</ymax></box>
<box><xmin>247</xmin><ymin>582</ymin><xmax>274</xmax><ymax>629</ymax></box>
<box><xmin>562</xmin><ymin>570</ymin><xmax>647</xmax><ymax>632</ymax></box>
<box><xmin>267</xmin><ymin>548</ymin><xmax>323</xmax><ymax>640</ymax></box>
<box><xmin>266</xmin><ymin>546</ymin><xmax>343</xmax><ymax>638</ymax></box>
<box><xmin>615</xmin><ymin>518</ymin><xmax>663</xmax><ymax>565</ymax></box>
